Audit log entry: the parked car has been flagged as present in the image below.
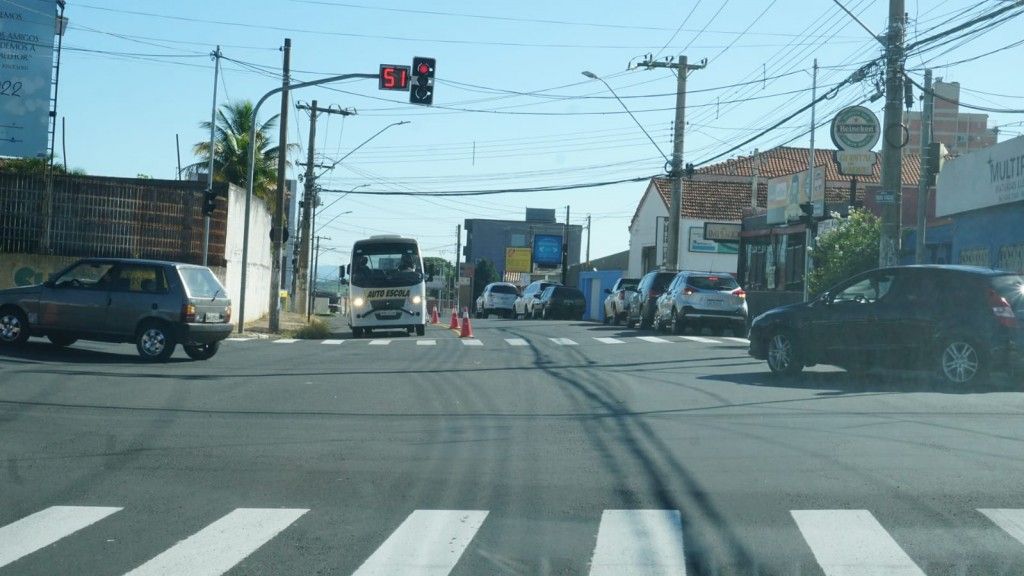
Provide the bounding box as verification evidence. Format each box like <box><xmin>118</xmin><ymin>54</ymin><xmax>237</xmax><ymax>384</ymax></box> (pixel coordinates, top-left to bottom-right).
<box><xmin>653</xmin><ymin>271</ymin><xmax>747</xmax><ymax>335</ymax></box>
<box><xmin>748</xmin><ymin>265</ymin><xmax>1024</xmax><ymax>385</ymax></box>
<box><xmin>513</xmin><ymin>280</ymin><xmax>562</xmax><ymax>319</ymax></box>
<box><xmin>0</xmin><ymin>258</ymin><xmax>233</xmax><ymax>362</ymax></box>
<box><xmin>475</xmin><ymin>282</ymin><xmax>520</xmax><ymax>318</ymax></box>
<box><xmin>535</xmin><ymin>286</ymin><xmax>586</xmax><ymax>320</ymax></box>
<box><xmin>625</xmin><ymin>270</ymin><xmax>678</xmax><ymax>329</ymax></box>
<box><xmin>602</xmin><ymin>277</ymin><xmax>639</xmax><ymax>325</ymax></box>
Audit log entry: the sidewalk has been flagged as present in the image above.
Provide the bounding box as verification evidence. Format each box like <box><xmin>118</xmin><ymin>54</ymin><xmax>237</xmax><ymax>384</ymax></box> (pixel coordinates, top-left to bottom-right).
<box><xmin>237</xmin><ymin>310</ymin><xmax>324</xmax><ymax>339</ymax></box>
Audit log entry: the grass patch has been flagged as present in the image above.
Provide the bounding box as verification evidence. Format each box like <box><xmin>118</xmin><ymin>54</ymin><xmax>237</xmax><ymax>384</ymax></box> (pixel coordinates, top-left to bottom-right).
<box><xmin>293</xmin><ymin>318</ymin><xmax>332</xmax><ymax>339</ymax></box>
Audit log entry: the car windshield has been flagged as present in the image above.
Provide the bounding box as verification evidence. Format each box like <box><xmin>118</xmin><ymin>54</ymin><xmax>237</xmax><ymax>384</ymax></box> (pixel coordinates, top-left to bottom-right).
<box><xmin>351</xmin><ymin>242</ymin><xmax>422</xmax><ymax>288</ymax></box>
<box><xmin>688</xmin><ymin>275</ymin><xmax>739</xmax><ymax>291</ymax></box>
<box><xmin>178</xmin><ymin>266</ymin><xmax>224</xmax><ymax>298</ymax></box>
<box><xmin>51</xmin><ymin>262</ymin><xmax>115</xmax><ymax>289</ymax></box>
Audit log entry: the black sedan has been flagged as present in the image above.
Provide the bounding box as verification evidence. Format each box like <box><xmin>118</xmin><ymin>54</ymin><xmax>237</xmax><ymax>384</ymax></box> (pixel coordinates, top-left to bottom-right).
<box><xmin>535</xmin><ymin>286</ymin><xmax>586</xmax><ymax>320</ymax></box>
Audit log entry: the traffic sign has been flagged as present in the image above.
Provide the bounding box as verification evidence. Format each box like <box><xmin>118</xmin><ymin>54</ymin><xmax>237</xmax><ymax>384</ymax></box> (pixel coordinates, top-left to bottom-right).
<box><xmin>875</xmin><ymin>191</ymin><xmax>896</xmax><ymax>205</ymax></box>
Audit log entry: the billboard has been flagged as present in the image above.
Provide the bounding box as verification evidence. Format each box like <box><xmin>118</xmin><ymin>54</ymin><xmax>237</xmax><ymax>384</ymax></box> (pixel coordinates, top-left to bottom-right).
<box><xmin>532</xmin><ymin>234</ymin><xmax>563</xmax><ymax>267</ymax></box>
<box><xmin>689</xmin><ymin>227</ymin><xmax>738</xmax><ymax>254</ymax></box>
<box><xmin>504</xmin><ymin>247</ymin><xmax>531</xmax><ymax>273</ymax></box>
<box><xmin>936</xmin><ymin>136</ymin><xmax>1024</xmax><ymax>217</ymax></box>
<box><xmin>767</xmin><ymin>166</ymin><xmax>826</xmax><ymax>225</ymax></box>
<box><xmin>0</xmin><ymin>0</ymin><xmax>56</xmax><ymax>158</ymax></box>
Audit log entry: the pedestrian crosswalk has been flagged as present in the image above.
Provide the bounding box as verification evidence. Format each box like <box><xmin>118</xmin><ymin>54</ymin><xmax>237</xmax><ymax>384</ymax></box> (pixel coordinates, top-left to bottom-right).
<box><xmin>3</xmin><ymin>506</ymin><xmax>1023</xmax><ymax>575</ymax></box>
<box><xmin>226</xmin><ymin>334</ymin><xmax>749</xmax><ymax>349</ymax></box>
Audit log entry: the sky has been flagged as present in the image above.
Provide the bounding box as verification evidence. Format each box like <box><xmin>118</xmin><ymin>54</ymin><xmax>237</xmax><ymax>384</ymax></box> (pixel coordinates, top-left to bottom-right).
<box><xmin>34</xmin><ymin>0</ymin><xmax>1024</xmax><ymax>274</ymax></box>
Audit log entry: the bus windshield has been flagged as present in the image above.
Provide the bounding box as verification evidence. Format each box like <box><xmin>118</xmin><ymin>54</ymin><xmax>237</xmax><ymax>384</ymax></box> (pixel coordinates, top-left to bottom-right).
<box><xmin>351</xmin><ymin>242</ymin><xmax>422</xmax><ymax>288</ymax></box>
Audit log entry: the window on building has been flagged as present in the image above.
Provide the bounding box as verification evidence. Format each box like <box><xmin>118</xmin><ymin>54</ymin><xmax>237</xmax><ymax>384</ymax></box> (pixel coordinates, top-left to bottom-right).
<box><xmin>510</xmin><ymin>233</ymin><xmax>527</xmax><ymax>247</ymax></box>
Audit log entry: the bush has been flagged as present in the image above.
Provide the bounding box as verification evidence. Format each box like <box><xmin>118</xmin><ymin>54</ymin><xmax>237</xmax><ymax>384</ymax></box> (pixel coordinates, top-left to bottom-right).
<box><xmin>807</xmin><ymin>209</ymin><xmax>881</xmax><ymax>295</ymax></box>
<box><xmin>293</xmin><ymin>318</ymin><xmax>331</xmax><ymax>339</ymax></box>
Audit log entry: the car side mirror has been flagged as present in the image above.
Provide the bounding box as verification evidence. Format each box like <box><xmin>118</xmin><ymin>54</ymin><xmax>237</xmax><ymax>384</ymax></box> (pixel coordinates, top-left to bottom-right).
<box><xmin>819</xmin><ymin>291</ymin><xmax>831</xmax><ymax>305</ymax></box>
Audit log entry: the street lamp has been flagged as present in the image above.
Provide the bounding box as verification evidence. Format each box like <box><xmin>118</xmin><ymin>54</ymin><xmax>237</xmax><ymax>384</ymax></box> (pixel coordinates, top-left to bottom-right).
<box><xmin>580</xmin><ymin>71</ymin><xmax>669</xmax><ymax>164</ymax></box>
<box><xmin>317</xmin><ymin>121</ymin><xmax>411</xmax><ymax>178</ymax></box>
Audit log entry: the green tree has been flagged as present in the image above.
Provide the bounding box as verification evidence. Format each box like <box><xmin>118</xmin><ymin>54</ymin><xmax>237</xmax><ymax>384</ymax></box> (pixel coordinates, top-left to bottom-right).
<box><xmin>423</xmin><ymin>256</ymin><xmax>454</xmax><ymax>281</ymax></box>
<box><xmin>473</xmin><ymin>258</ymin><xmax>500</xmax><ymax>301</ymax></box>
<box><xmin>807</xmin><ymin>208</ymin><xmax>881</xmax><ymax>295</ymax></box>
<box><xmin>0</xmin><ymin>157</ymin><xmax>85</xmax><ymax>175</ymax></box>
<box><xmin>188</xmin><ymin>100</ymin><xmax>296</xmax><ymax>213</ymax></box>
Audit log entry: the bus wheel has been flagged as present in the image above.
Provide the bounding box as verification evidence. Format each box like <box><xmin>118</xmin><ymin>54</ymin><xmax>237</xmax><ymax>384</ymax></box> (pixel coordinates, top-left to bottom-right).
<box><xmin>352</xmin><ymin>327</ymin><xmax>363</xmax><ymax>338</ymax></box>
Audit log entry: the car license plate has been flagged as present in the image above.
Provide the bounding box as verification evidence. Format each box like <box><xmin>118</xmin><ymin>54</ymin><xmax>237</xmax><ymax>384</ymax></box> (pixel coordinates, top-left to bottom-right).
<box><xmin>704</xmin><ymin>298</ymin><xmax>723</xmax><ymax>307</ymax></box>
<box><xmin>376</xmin><ymin>312</ymin><xmax>400</xmax><ymax>320</ymax></box>
<box><xmin>205</xmin><ymin>313</ymin><xmax>221</xmax><ymax>322</ymax></box>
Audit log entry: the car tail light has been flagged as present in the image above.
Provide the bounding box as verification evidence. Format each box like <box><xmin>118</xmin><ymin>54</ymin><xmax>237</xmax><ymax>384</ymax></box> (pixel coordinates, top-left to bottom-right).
<box><xmin>649</xmin><ymin>290</ymin><xmax>662</xmax><ymax>300</ymax></box>
<box><xmin>683</xmin><ymin>287</ymin><xmax>695</xmax><ymax>296</ymax></box>
<box><xmin>732</xmin><ymin>288</ymin><xmax>747</xmax><ymax>299</ymax></box>
<box><xmin>224</xmin><ymin>305</ymin><xmax>232</xmax><ymax>323</ymax></box>
<box><xmin>181</xmin><ymin>303</ymin><xmax>197</xmax><ymax>323</ymax></box>
<box><xmin>989</xmin><ymin>289</ymin><xmax>1017</xmax><ymax>327</ymax></box>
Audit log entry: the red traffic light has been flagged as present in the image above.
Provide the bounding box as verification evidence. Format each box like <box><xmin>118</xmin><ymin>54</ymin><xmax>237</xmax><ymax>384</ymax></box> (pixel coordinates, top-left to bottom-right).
<box><xmin>417</xmin><ymin>62</ymin><xmax>431</xmax><ymax>75</ymax></box>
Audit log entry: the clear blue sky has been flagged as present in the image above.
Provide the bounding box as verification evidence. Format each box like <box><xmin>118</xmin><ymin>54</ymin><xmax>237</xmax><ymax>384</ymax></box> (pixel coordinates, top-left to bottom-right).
<box><xmin>50</xmin><ymin>0</ymin><xmax>1024</xmax><ymax>272</ymax></box>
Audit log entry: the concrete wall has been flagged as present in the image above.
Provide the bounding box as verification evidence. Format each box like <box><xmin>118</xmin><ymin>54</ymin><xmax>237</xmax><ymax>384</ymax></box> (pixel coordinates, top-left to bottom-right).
<box><xmin>224</xmin><ymin>183</ymin><xmax>273</xmax><ymax>326</ymax></box>
<box><xmin>0</xmin><ymin>253</ymin><xmax>79</xmax><ymax>289</ymax></box>
<box><xmin>679</xmin><ymin>217</ymin><xmax>739</xmax><ymax>274</ymax></box>
<box><xmin>628</xmin><ymin>183</ymin><xmax>666</xmax><ymax>277</ymax></box>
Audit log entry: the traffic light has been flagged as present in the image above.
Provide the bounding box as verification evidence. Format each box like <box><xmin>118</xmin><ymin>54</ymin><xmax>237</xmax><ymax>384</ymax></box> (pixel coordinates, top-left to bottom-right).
<box><xmin>202</xmin><ymin>189</ymin><xmax>217</xmax><ymax>216</ymax></box>
<box><xmin>799</xmin><ymin>202</ymin><xmax>814</xmax><ymax>226</ymax></box>
<box><xmin>409</xmin><ymin>57</ymin><xmax>435</xmax><ymax>106</ymax></box>
<box><xmin>925</xmin><ymin>141</ymin><xmax>947</xmax><ymax>186</ymax></box>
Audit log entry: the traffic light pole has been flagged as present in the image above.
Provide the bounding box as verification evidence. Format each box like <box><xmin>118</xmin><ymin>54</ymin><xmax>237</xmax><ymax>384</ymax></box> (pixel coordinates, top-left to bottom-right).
<box><xmin>236</xmin><ymin>71</ymin><xmax>377</xmax><ymax>333</ymax></box>
<box><xmin>915</xmin><ymin>69</ymin><xmax>933</xmax><ymax>264</ymax></box>
<box><xmin>879</xmin><ymin>0</ymin><xmax>906</xmax><ymax>267</ymax></box>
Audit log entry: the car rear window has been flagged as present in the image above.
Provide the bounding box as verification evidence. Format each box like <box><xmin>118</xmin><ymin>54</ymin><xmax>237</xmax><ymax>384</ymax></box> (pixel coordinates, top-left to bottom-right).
<box><xmin>554</xmin><ymin>287</ymin><xmax>583</xmax><ymax>298</ymax></box>
<box><xmin>619</xmin><ymin>279</ymin><xmax>639</xmax><ymax>289</ymax></box>
<box><xmin>652</xmin><ymin>273</ymin><xmax>677</xmax><ymax>290</ymax></box>
<box><xmin>178</xmin><ymin>267</ymin><xmax>224</xmax><ymax>298</ymax></box>
<box><xmin>491</xmin><ymin>284</ymin><xmax>518</xmax><ymax>294</ymax></box>
<box><xmin>991</xmin><ymin>274</ymin><xmax>1024</xmax><ymax>313</ymax></box>
<box><xmin>688</xmin><ymin>275</ymin><xmax>739</xmax><ymax>291</ymax></box>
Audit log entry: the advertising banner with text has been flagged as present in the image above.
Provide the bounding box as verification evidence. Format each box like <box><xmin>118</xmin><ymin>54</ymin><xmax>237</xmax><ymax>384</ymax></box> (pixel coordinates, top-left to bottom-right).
<box><xmin>0</xmin><ymin>0</ymin><xmax>55</xmax><ymax>158</ymax></box>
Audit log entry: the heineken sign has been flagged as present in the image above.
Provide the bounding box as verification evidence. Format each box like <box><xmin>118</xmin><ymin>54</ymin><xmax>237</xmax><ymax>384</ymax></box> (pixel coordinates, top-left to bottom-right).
<box><xmin>831</xmin><ymin>106</ymin><xmax>880</xmax><ymax>176</ymax></box>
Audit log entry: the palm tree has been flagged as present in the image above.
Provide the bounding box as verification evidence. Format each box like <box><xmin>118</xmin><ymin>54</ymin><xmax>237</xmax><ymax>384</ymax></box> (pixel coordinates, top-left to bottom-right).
<box><xmin>189</xmin><ymin>100</ymin><xmax>295</xmax><ymax>213</ymax></box>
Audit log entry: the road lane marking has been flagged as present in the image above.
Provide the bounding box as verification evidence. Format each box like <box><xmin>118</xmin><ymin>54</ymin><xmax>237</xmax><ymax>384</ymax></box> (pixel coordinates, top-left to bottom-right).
<box><xmin>723</xmin><ymin>337</ymin><xmax>749</xmax><ymax>343</ymax></box>
<box><xmin>679</xmin><ymin>336</ymin><xmax>719</xmax><ymax>344</ymax></box>
<box><xmin>320</xmin><ymin>340</ymin><xmax>345</xmax><ymax>345</ymax></box>
<box><xmin>636</xmin><ymin>336</ymin><xmax>671</xmax><ymax>343</ymax></box>
<box><xmin>461</xmin><ymin>339</ymin><xmax>483</xmax><ymax>346</ymax></box>
<box><xmin>416</xmin><ymin>339</ymin><xmax>436</xmax><ymax>346</ymax></box>
<box><xmin>791</xmin><ymin>510</ymin><xmax>925</xmax><ymax>576</ymax></box>
<box><xmin>550</xmin><ymin>338</ymin><xmax>578</xmax><ymax>346</ymax></box>
<box><xmin>594</xmin><ymin>337</ymin><xmax>624</xmax><ymax>344</ymax></box>
<box><xmin>505</xmin><ymin>338</ymin><xmax>529</xmax><ymax>346</ymax></box>
<box><xmin>979</xmin><ymin>509</ymin><xmax>1024</xmax><ymax>546</ymax></box>
<box><xmin>369</xmin><ymin>339</ymin><xmax>391</xmax><ymax>346</ymax></box>
<box><xmin>352</xmin><ymin>510</ymin><xmax>488</xmax><ymax>576</ymax></box>
<box><xmin>273</xmin><ymin>339</ymin><xmax>299</xmax><ymax>344</ymax></box>
<box><xmin>225</xmin><ymin>338</ymin><xmax>253</xmax><ymax>342</ymax></box>
<box><xmin>588</xmin><ymin>509</ymin><xmax>686</xmax><ymax>576</ymax></box>
<box><xmin>0</xmin><ymin>506</ymin><xmax>122</xmax><ymax>569</ymax></box>
<box><xmin>124</xmin><ymin>508</ymin><xmax>308</xmax><ymax>576</ymax></box>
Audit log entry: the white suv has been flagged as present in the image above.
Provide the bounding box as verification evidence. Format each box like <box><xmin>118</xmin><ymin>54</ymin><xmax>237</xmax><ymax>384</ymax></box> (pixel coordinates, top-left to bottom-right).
<box><xmin>475</xmin><ymin>282</ymin><xmax>520</xmax><ymax>318</ymax></box>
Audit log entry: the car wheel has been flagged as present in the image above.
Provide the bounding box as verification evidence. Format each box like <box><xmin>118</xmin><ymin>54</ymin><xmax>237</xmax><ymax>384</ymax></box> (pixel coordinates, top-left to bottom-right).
<box><xmin>47</xmin><ymin>334</ymin><xmax>78</xmax><ymax>347</ymax></box>
<box><xmin>184</xmin><ymin>341</ymin><xmax>220</xmax><ymax>360</ymax></box>
<box><xmin>671</xmin><ymin>309</ymin><xmax>685</xmax><ymax>335</ymax></box>
<box><xmin>639</xmin><ymin>313</ymin><xmax>652</xmax><ymax>330</ymax></box>
<box><xmin>415</xmin><ymin>324</ymin><xmax>425</xmax><ymax>336</ymax></box>
<box><xmin>602</xmin><ymin>312</ymin><xmax>610</xmax><ymax>325</ymax></box>
<box><xmin>352</xmin><ymin>327</ymin><xmax>363</xmax><ymax>339</ymax></box>
<box><xmin>0</xmin><ymin>307</ymin><xmax>29</xmax><ymax>346</ymax></box>
<box><xmin>626</xmin><ymin>316</ymin><xmax>636</xmax><ymax>329</ymax></box>
<box><xmin>937</xmin><ymin>337</ymin><xmax>987</xmax><ymax>385</ymax></box>
<box><xmin>136</xmin><ymin>321</ymin><xmax>177</xmax><ymax>362</ymax></box>
<box><xmin>766</xmin><ymin>330</ymin><xmax>803</xmax><ymax>376</ymax></box>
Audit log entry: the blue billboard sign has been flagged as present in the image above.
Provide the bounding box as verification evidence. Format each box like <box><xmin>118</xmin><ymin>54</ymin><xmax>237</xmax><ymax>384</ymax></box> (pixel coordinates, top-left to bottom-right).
<box><xmin>0</xmin><ymin>0</ymin><xmax>55</xmax><ymax>159</ymax></box>
<box><xmin>532</xmin><ymin>234</ymin><xmax>563</xmax><ymax>267</ymax></box>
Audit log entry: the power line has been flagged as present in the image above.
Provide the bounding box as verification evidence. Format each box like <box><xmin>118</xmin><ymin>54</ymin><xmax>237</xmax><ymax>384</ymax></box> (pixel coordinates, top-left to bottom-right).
<box><xmin>319</xmin><ymin>175</ymin><xmax>655</xmax><ymax>197</ymax></box>
<box><xmin>903</xmin><ymin>73</ymin><xmax>1024</xmax><ymax>114</ymax></box>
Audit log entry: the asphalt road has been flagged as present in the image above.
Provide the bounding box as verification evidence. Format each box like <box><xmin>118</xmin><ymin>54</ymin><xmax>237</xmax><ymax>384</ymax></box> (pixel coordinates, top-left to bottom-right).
<box><xmin>2</xmin><ymin>316</ymin><xmax>1024</xmax><ymax>575</ymax></box>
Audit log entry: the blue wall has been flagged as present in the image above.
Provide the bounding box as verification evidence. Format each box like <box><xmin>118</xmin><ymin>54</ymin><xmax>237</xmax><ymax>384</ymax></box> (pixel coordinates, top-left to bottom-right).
<box><xmin>579</xmin><ymin>270</ymin><xmax>624</xmax><ymax>321</ymax></box>
<box><xmin>950</xmin><ymin>202</ymin><xmax>1024</xmax><ymax>271</ymax></box>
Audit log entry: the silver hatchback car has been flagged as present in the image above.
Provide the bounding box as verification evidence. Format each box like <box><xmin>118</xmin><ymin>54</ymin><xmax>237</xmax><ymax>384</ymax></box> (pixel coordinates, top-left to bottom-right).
<box><xmin>654</xmin><ymin>271</ymin><xmax>748</xmax><ymax>335</ymax></box>
<box><xmin>0</xmin><ymin>258</ymin><xmax>232</xmax><ymax>362</ymax></box>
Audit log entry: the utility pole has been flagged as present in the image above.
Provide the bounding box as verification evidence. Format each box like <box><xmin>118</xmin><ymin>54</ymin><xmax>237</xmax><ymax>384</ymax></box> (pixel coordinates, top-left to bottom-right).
<box><xmin>751</xmin><ymin>148</ymin><xmax>760</xmax><ymax>208</ymax></box>
<box><xmin>269</xmin><ymin>38</ymin><xmax>290</xmax><ymax>333</ymax></box>
<box><xmin>803</xmin><ymin>59</ymin><xmax>818</xmax><ymax>303</ymax></box>
<box><xmin>308</xmin><ymin>235</ymin><xmax>330</xmax><ymax>321</ymax></box>
<box><xmin>879</xmin><ymin>0</ymin><xmax>906</xmax><ymax>267</ymax></box>
<box><xmin>638</xmin><ymin>54</ymin><xmax>706</xmax><ymax>270</ymax></box>
<box><xmin>294</xmin><ymin>100</ymin><xmax>354</xmax><ymax>315</ymax></box>
<box><xmin>585</xmin><ymin>214</ymin><xmax>591</xmax><ymax>266</ymax></box>
<box><xmin>915</xmin><ymin>68</ymin><xmax>933</xmax><ymax>264</ymax></box>
<box><xmin>454</xmin><ymin>224</ymin><xmax>462</xmax><ymax>310</ymax></box>
<box><xmin>561</xmin><ymin>205</ymin><xmax>570</xmax><ymax>285</ymax></box>
<box><xmin>202</xmin><ymin>45</ymin><xmax>221</xmax><ymax>266</ymax></box>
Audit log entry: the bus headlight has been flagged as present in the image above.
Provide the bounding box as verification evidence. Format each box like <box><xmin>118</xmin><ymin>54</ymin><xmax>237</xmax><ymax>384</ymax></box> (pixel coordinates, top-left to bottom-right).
<box><xmin>353</xmin><ymin>297</ymin><xmax>365</xmax><ymax>307</ymax></box>
<box><xmin>411</xmin><ymin>295</ymin><xmax>422</xmax><ymax>305</ymax></box>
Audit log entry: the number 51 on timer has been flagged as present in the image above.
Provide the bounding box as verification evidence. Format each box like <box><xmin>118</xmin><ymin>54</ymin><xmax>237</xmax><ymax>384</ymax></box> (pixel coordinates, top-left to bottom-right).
<box><xmin>378</xmin><ymin>65</ymin><xmax>410</xmax><ymax>91</ymax></box>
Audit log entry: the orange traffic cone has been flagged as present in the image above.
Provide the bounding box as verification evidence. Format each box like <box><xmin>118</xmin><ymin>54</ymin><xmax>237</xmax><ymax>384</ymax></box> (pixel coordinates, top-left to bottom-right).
<box><xmin>460</xmin><ymin>307</ymin><xmax>474</xmax><ymax>338</ymax></box>
<box><xmin>449</xmin><ymin>307</ymin><xmax>460</xmax><ymax>330</ymax></box>
<box><xmin>430</xmin><ymin>306</ymin><xmax>440</xmax><ymax>324</ymax></box>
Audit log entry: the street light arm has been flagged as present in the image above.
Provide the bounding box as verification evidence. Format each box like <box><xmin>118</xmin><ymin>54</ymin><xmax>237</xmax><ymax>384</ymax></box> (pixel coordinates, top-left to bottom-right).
<box><xmin>316</xmin><ymin>210</ymin><xmax>354</xmax><ymax>235</ymax></box>
<box><xmin>317</xmin><ymin>183</ymin><xmax>369</xmax><ymax>216</ymax></box>
<box><xmin>316</xmin><ymin>121</ymin><xmax>411</xmax><ymax>178</ymax></box>
<box><xmin>582</xmin><ymin>71</ymin><xmax>670</xmax><ymax>165</ymax></box>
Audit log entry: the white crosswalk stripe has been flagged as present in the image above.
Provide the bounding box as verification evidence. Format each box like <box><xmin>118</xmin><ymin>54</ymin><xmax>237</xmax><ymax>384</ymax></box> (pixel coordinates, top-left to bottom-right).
<box><xmin>124</xmin><ymin>508</ymin><xmax>308</xmax><ymax>576</ymax></box>
<box><xmin>273</xmin><ymin>339</ymin><xmax>299</xmax><ymax>344</ymax></box>
<box><xmin>320</xmin><ymin>339</ymin><xmax>345</xmax><ymax>345</ymax></box>
<box><xmin>636</xmin><ymin>336</ymin><xmax>671</xmax><ymax>344</ymax></box>
<box><xmin>593</xmin><ymin>337</ymin><xmax>624</xmax><ymax>344</ymax></box>
<box><xmin>461</xmin><ymin>339</ymin><xmax>483</xmax><ymax>346</ymax></box>
<box><xmin>505</xmin><ymin>338</ymin><xmax>529</xmax><ymax>346</ymax></box>
<box><xmin>351</xmin><ymin>510</ymin><xmax>488</xmax><ymax>576</ymax></box>
<box><xmin>679</xmin><ymin>336</ymin><xmax>719</xmax><ymax>344</ymax></box>
<box><xmin>979</xmin><ymin>509</ymin><xmax>1024</xmax><ymax>546</ymax></box>
<box><xmin>369</xmin><ymin>339</ymin><xmax>391</xmax><ymax>346</ymax></box>
<box><xmin>589</xmin><ymin>509</ymin><xmax>686</xmax><ymax>576</ymax></box>
<box><xmin>416</xmin><ymin>339</ymin><xmax>436</xmax><ymax>346</ymax></box>
<box><xmin>225</xmin><ymin>338</ymin><xmax>252</xmax><ymax>342</ymax></box>
<box><xmin>0</xmin><ymin>506</ymin><xmax>122</xmax><ymax>569</ymax></box>
<box><xmin>791</xmin><ymin>509</ymin><xmax>925</xmax><ymax>576</ymax></box>
<box><xmin>550</xmin><ymin>337</ymin><xmax>578</xmax><ymax>346</ymax></box>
